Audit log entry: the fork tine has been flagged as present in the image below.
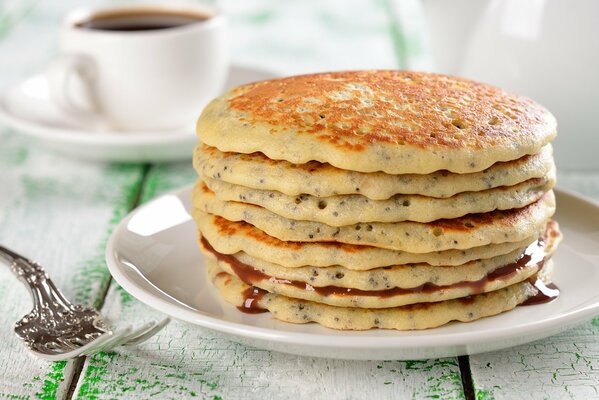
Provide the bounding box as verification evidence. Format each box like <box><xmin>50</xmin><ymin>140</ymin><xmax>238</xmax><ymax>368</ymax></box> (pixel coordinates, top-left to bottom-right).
<box><xmin>96</xmin><ymin>327</ymin><xmax>134</xmax><ymax>354</ymax></box>
<box><xmin>81</xmin><ymin>327</ymin><xmax>132</xmax><ymax>356</ymax></box>
<box><xmin>35</xmin><ymin>317</ymin><xmax>170</xmax><ymax>361</ymax></box>
<box><xmin>105</xmin><ymin>319</ymin><xmax>164</xmax><ymax>350</ymax></box>
<box><xmin>84</xmin><ymin>332</ymin><xmax>115</xmax><ymax>350</ymax></box>
<box><xmin>115</xmin><ymin>321</ymin><xmax>155</xmax><ymax>344</ymax></box>
<box><xmin>122</xmin><ymin>317</ymin><xmax>170</xmax><ymax>348</ymax></box>
<box><xmin>72</xmin><ymin>333</ymin><xmax>116</xmax><ymax>358</ymax></box>
<box><xmin>35</xmin><ymin>333</ymin><xmax>115</xmax><ymax>361</ymax></box>
<box><xmin>99</xmin><ymin>321</ymin><xmax>156</xmax><ymax>351</ymax></box>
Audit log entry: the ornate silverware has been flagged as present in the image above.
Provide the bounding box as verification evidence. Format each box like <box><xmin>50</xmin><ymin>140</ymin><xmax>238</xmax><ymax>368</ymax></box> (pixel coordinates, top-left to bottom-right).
<box><xmin>0</xmin><ymin>245</ymin><xmax>169</xmax><ymax>361</ymax></box>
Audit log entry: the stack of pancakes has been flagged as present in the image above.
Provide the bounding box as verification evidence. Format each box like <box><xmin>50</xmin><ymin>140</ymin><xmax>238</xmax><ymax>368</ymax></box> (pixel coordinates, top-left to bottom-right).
<box><xmin>191</xmin><ymin>71</ymin><xmax>561</xmax><ymax>330</ymax></box>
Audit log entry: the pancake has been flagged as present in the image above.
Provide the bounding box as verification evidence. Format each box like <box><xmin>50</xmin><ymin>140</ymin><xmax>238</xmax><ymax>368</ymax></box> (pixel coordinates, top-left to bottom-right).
<box><xmin>204</xmin><ymin>245</ymin><xmax>530</xmax><ymax>290</ymax></box>
<box><xmin>207</xmin><ymin>260</ymin><xmax>551</xmax><ymax>330</ymax></box>
<box><xmin>208</xmin><ymin>248</ymin><xmax>540</xmax><ymax>308</ymax></box>
<box><xmin>201</xmin><ymin>172</ymin><xmax>555</xmax><ymax>225</ymax></box>
<box><xmin>200</xmin><ymin>224</ymin><xmax>560</xmax><ymax>308</ymax></box>
<box><xmin>197</xmin><ymin>71</ymin><xmax>556</xmax><ymax>174</ymax></box>
<box><xmin>192</xmin><ymin>183</ymin><xmax>557</xmax><ymax>252</ymax></box>
<box><xmin>195</xmin><ymin>211</ymin><xmax>538</xmax><ymax>268</ymax></box>
<box><xmin>200</xmin><ymin>220</ymin><xmax>560</xmax><ymax>290</ymax></box>
<box><xmin>195</xmin><ymin>144</ymin><xmax>555</xmax><ymax>200</ymax></box>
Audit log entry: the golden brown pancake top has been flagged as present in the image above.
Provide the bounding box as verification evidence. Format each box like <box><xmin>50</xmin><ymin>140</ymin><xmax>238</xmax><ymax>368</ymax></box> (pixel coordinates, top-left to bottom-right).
<box><xmin>224</xmin><ymin>70</ymin><xmax>555</xmax><ymax>151</ymax></box>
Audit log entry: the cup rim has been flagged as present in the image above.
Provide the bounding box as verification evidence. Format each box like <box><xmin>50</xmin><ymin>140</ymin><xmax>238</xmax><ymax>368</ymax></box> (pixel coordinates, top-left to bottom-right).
<box><xmin>63</xmin><ymin>3</ymin><xmax>225</xmax><ymax>37</ymax></box>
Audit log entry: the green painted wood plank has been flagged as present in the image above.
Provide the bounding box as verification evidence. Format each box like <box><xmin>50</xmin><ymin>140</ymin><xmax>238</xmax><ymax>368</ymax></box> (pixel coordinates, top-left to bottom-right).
<box><xmin>0</xmin><ymin>2</ymin><xmax>150</xmax><ymax>396</ymax></box>
<box><xmin>76</xmin><ymin>322</ymin><xmax>464</xmax><ymax>399</ymax></box>
<box><xmin>0</xmin><ymin>130</ymin><xmax>146</xmax><ymax>398</ymax></box>
<box><xmin>468</xmin><ymin>173</ymin><xmax>599</xmax><ymax>399</ymax></box>
<box><xmin>470</xmin><ymin>318</ymin><xmax>599</xmax><ymax>400</ymax></box>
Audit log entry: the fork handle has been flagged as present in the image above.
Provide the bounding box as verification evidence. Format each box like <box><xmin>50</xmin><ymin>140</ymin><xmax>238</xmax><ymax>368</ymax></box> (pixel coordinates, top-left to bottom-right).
<box><xmin>0</xmin><ymin>245</ymin><xmax>23</xmax><ymax>264</ymax></box>
<box><xmin>0</xmin><ymin>245</ymin><xmax>73</xmax><ymax>312</ymax></box>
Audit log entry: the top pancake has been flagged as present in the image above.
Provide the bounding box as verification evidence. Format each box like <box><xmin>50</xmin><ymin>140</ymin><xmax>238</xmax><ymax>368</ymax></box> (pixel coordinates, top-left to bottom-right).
<box><xmin>197</xmin><ymin>70</ymin><xmax>557</xmax><ymax>174</ymax></box>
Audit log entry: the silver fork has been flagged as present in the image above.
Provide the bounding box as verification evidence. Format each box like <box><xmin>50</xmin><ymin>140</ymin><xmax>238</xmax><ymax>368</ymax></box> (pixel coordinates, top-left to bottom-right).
<box><xmin>0</xmin><ymin>245</ymin><xmax>170</xmax><ymax>361</ymax></box>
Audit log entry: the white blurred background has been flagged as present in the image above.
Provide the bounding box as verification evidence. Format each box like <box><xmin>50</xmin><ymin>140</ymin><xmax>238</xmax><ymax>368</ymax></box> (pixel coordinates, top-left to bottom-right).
<box><xmin>0</xmin><ymin>0</ymin><xmax>596</xmax><ymax>169</ymax></box>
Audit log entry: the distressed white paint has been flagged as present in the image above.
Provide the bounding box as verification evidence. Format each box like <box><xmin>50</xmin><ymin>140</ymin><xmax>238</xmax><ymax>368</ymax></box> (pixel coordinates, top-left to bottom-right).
<box><xmin>0</xmin><ymin>7</ymin><xmax>146</xmax><ymax>397</ymax></box>
<box><xmin>0</xmin><ymin>129</ymin><xmax>144</xmax><ymax>398</ymax></box>
<box><xmin>468</xmin><ymin>173</ymin><xmax>599</xmax><ymax>400</ymax></box>
<box><xmin>470</xmin><ymin>319</ymin><xmax>599</xmax><ymax>399</ymax></box>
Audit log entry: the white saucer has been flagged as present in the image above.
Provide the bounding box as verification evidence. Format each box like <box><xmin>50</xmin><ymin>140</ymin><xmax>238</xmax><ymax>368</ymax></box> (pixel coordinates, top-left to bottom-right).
<box><xmin>0</xmin><ymin>65</ymin><xmax>278</xmax><ymax>163</ymax></box>
<box><xmin>106</xmin><ymin>187</ymin><xmax>599</xmax><ymax>360</ymax></box>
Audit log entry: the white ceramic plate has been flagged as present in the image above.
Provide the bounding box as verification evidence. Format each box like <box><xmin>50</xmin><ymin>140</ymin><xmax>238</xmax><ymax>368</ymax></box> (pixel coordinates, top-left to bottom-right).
<box><xmin>106</xmin><ymin>187</ymin><xmax>599</xmax><ymax>360</ymax></box>
<box><xmin>0</xmin><ymin>65</ymin><xmax>277</xmax><ymax>163</ymax></box>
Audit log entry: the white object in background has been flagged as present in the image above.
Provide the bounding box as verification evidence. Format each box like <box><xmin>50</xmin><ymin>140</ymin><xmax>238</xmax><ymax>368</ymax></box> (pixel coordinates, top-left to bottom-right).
<box><xmin>48</xmin><ymin>3</ymin><xmax>228</xmax><ymax>132</ymax></box>
<box><xmin>106</xmin><ymin>185</ymin><xmax>599</xmax><ymax>360</ymax></box>
<box><xmin>0</xmin><ymin>65</ymin><xmax>277</xmax><ymax>162</ymax></box>
<box><xmin>419</xmin><ymin>0</ymin><xmax>599</xmax><ymax>170</ymax></box>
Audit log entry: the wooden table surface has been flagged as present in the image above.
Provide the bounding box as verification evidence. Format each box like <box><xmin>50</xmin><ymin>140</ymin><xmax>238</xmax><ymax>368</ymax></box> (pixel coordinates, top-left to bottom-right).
<box><xmin>1</xmin><ymin>1</ymin><xmax>598</xmax><ymax>399</ymax></box>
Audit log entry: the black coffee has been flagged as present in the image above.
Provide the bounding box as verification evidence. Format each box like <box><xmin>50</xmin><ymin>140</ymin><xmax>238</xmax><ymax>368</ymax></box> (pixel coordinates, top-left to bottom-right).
<box><xmin>76</xmin><ymin>10</ymin><xmax>210</xmax><ymax>31</ymax></box>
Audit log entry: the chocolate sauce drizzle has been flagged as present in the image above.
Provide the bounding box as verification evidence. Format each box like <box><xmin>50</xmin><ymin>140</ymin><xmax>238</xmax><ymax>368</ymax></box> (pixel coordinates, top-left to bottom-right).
<box><xmin>522</xmin><ymin>278</ymin><xmax>560</xmax><ymax>305</ymax></box>
<box><xmin>203</xmin><ymin>237</ymin><xmax>553</xmax><ymax>312</ymax></box>
<box><xmin>237</xmin><ymin>287</ymin><xmax>268</xmax><ymax>313</ymax></box>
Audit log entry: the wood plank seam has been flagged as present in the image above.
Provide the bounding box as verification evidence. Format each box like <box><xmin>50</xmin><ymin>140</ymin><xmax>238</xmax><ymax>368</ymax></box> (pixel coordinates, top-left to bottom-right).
<box><xmin>63</xmin><ymin>164</ymin><xmax>152</xmax><ymax>400</ymax></box>
<box><xmin>458</xmin><ymin>355</ymin><xmax>475</xmax><ymax>400</ymax></box>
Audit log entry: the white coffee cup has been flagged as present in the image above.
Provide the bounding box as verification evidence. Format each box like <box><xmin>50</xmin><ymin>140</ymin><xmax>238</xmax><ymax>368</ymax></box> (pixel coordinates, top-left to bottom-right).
<box><xmin>48</xmin><ymin>4</ymin><xmax>228</xmax><ymax>132</ymax></box>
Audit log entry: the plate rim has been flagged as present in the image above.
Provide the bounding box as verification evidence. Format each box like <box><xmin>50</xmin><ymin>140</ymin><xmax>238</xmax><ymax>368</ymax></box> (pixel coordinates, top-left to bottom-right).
<box><xmin>0</xmin><ymin>90</ymin><xmax>195</xmax><ymax>145</ymax></box>
<box><xmin>106</xmin><ymin>185</ymin><xmax>599</xmax><ymax>350</ymax></box>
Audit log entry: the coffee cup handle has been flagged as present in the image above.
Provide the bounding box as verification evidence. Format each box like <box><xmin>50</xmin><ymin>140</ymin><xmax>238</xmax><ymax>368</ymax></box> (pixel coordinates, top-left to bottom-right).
<box><xmin>46</xmin><ymin>54</ymin><xmax>110</xmax><ymax>130</ymax></box>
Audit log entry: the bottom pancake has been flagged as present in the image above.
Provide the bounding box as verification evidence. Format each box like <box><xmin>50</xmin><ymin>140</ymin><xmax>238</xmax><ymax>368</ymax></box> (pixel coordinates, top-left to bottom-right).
<box><xmin>207</xmin><ymin>260</ymin><xmax>555</xmax><ymax>330</ymax></box>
